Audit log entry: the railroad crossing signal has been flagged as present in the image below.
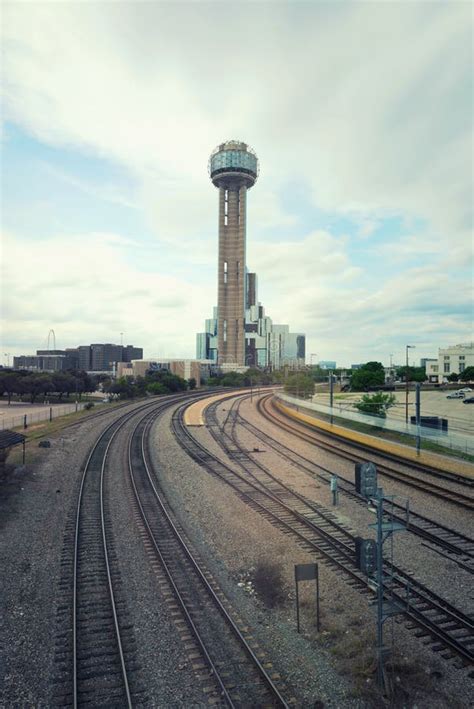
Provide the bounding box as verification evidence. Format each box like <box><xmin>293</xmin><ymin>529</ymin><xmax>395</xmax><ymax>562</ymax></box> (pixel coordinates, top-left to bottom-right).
<box><xmin>355</xmin><ymin>462</ymin><xmax>378</xmax><ymax>498</ymax></box>
<box><xmin>355</xmin><ymin>537</ymin><xmax>377</xmax><ymax>576</ymax></box>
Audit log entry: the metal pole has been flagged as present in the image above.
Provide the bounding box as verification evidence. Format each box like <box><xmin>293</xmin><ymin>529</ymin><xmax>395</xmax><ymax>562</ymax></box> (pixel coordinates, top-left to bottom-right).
<box><xmin>329</xmin><ymin>371</ymin><xmax>334</xmax><ymax>425</ymax></box>
<box><xmin>376</xmin><ymin>489</ymin><xmax>385</xmax><ymax>691</ymax></box>
<box><xmin>405</xmin><ymin>346</ymin><xmax>409</xmax><ymax>424</ymax></box>
<box><xmin>316</xmin><ymin>566</ymin><xmax>320</xmax><ymax>632</ymax></box>
<box><xmin>50</xmin><ymin>406</ymin><xmax>53</xmax><ymax>422</ymax></box>
<box><xmin>295</xmin><ymin>571</ymin><xmax>300</xmax><ymax>633</ymax></box>
<box><xmin>415</xmin><ymin>383</ymin><xmax>421</xmax><ymax>455</ymax></box>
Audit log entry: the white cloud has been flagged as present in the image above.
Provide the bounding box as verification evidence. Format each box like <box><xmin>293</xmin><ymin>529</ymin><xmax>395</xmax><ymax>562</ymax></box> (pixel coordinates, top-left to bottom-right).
<box><xmin>1</xmin><ymin>1</ymin><xmax>472</xmax><ymax>364</ymax></box>
<box><xmin>1</xmin><ymin>230</ymin><xmax>214</xmax><ymax>358</ymax></box>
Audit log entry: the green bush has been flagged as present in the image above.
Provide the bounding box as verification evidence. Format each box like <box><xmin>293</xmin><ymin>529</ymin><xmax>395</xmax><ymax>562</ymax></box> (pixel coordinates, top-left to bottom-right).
<box><xmin>252</xmin><ymin>561</ymin><xmax>286</xmax><ymax>608</ymax></box>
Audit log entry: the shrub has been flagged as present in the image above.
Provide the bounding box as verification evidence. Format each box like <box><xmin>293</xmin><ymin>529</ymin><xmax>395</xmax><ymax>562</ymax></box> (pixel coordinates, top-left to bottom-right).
<box><xmin>252</xmin><ymin>561</ymin><xmax>286</xmax><ymax>608</ymax></box>
<box><xmin>84</xmin><ymin>402</ymin><xmax>95</xmax><ymax>410</ymax></box>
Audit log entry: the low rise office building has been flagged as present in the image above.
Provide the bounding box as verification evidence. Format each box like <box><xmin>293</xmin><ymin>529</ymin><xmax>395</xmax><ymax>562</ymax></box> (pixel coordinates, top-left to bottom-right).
<box><xmin>426</xmin><ymin>343</ymin><xmax>473</xmax><ymax>382</ymax></box>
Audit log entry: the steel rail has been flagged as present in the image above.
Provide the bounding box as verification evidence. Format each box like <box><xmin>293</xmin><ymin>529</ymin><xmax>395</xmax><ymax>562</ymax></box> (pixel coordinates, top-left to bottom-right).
<box><xmin>209</xmin><ymin>398</ymin><xmax>474</xmax><ymax>626</ymax></box>
<box><xmin>73</xmin><ymin>405</ymin><xmax>148</xmax><ymax>708</ymax></box>
<box><xmin>214</xmin><ymin>398</ymin><xmax>474</xmax><ymax>628</ymax></box>
<box><xmin>72</xmin><ymin>391</ymin><xmax>210</xmax><ymax>708</ymax></box>
<box><xmin>260</xmin><ymin>395</ymin><xmax>474</xmax><ymax>508</ymax></box>
<box><xmin>128</xmin><ymin>407</ymin><xmax>289</xmax><ymax>708</ymax></box>
<box><xmin>232</xmin><ymin>396</ymin><xmax>474</xmax><ymax>564</ymax></box>
<box><xmin>174</xmin><ymin>399</ymin><xmax>473</xmax><ymax>668</ymax></box>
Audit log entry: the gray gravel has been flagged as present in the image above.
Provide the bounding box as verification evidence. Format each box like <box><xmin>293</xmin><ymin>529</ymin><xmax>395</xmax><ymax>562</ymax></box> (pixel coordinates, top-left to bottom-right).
<box><xmin>0</xmin><ymin>398</ymin><xmax>204</xmax><ymax>708</ymax></box>
<box><xmin>151</xmin><ymin>402</ymin><xmax>364</xmax><ymax>707</ymax></box>
<box><xmin>1</xmin><ymin>392</ymin><xmax>471</xmax><ymax>708</ymax></box>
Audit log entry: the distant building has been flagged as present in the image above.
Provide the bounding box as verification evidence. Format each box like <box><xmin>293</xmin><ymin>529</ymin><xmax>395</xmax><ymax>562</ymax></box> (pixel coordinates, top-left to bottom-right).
<box><xmin>351</xmin><ymin>364</ymin><xmax>364</xmax><ymax>370</ymax></box>
<box><xmin>197</xmin><ymin>271</ymin><xmax>305</xmax><ymax>370</ymax></box>
<box><xmin>420</xmin><ymin>357</ymin><xmax>436</xmax><ymax>369</ymax></box>
<box><xmin>117</xmin><ymin>359</ymin><xmax>211</xmax><ymax>387</ymax></box>
<box><xmin>427</xmin><ymin>343</ymin><xmax>473</xmax><ymax>382</ymax></box>
<box><xmin>13</xmin><ymin>343</ymin><xmax>143</xmax><ymax>373</ymax></box>
<box><xmin>198</xmin><ymin>140</ymin><xmax>305</xmax><ymax>371</ymax></box>
<box><xmin>319</xmin><ymin>360</ymin><xmax>336</xmax><ymax>370</ymax></box>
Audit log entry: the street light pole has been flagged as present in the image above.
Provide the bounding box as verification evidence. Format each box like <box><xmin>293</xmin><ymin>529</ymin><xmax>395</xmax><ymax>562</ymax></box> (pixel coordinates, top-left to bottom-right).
<box><xmin>405</xmin><ymin>345</ymin><xmax>415</xmax><ymax>424</ymax></box>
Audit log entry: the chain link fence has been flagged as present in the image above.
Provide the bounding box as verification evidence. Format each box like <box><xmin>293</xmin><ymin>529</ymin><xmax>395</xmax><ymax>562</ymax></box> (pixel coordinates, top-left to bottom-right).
<box><xmin>1</xmin><ymin>402</ymin><xmax>87</xmax><ymax>430</ymax></box>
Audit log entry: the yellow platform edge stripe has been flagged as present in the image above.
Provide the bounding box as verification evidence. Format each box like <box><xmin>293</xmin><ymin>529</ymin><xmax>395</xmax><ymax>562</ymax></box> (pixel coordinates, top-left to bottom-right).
<box><xmin>274</xmin><ymin>398</ymin><xmax>474</xmax><ymax>479</ymax></box>
<box><xmin>184</xmin><ymin>390</ymin><xmax>250</xmax><ymax>427</ymax></box>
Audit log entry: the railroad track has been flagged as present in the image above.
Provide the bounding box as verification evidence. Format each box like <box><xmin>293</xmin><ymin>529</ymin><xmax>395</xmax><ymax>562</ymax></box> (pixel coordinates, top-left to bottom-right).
<box><xmin>231</xmin><ymin>396</ymin><xmax>474</xmax><ymax>571</ymax></box>
<box><xmin>173</xmin><ymin>397</ymin><xmax>474</xmax><ymax>671</ymax></box>
<box><xmin>129</xmin><ymin>407</ymin><xmax>289</xmax><ymax>707</ymax></box>
<box><xmin>259</xmin><ymin>395</ymin><xmax>474</xmax><ymax>510</ymax></box>
<box><xmin>72</xmin><ymin>404</ymin><xmax>150</xmax><ymax>707</ymax></box>
<box><xmin>54</xmin><ymin>391</ymin><xmax>211</xmax><ymax>707</ymax></box>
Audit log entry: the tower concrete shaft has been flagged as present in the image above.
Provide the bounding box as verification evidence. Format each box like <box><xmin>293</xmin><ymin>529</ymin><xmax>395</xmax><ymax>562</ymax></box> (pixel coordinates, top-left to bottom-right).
<box><xmin>217</xmin><ymin>183</ymin><xmax>247</xmax><ymax>366</ymax></box>
<box><xmin>209</xmin><ymin>140</ymin><xmax>259</xmax><ymax>368</ymax></box>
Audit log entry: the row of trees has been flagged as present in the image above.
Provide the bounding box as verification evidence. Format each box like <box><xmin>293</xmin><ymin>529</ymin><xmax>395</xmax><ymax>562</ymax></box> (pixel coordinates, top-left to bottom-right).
<box><xmin>104</xmin><ymin>369</ymin><xmax>191</xmax><ymax>399</ymax></box>
<box><xmin>0</xmin><ymin>370</ymin><xmax>97</xmax><ymax>404</ymax></box>
<box><xmin>0</xmin><ymin>368</ymin><xmax>192</xmax><ymax>404</ymax></box>
<box><xmin>207</xmin><ymin>368</ymin><xmax>280</xmax><ymax>388</ymax></box>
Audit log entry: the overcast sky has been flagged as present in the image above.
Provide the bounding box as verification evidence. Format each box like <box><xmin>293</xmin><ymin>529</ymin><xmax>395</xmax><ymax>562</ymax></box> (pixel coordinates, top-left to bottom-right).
<box><xmin>1</xmin><ymin>1</ymin><xmax>472</xmax><ymax>367</ymax></box>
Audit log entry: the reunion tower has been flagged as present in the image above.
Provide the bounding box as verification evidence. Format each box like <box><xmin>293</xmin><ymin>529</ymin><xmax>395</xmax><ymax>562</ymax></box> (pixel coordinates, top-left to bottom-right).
<box><xmin>209</xmin><ymin>140</ymin><xmax>259</xmax><ymax>366</ymax></box>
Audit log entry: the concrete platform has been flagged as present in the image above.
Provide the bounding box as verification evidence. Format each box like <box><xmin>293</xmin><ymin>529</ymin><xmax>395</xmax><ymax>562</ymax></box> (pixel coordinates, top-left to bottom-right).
<box><xmin>274</xmin><ymin>398</ymin><xmax>474</xmax><ymax>479</ymax></box>
<box><xmin>184</xmin><ymin>390</ymin><xmax>247</xmax><ymax>426</ymax></box>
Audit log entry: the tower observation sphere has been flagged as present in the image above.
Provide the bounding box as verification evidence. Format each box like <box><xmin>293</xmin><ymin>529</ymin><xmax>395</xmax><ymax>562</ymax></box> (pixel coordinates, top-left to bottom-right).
<box><xmin>209</xmin><ymin>141</ymin><xmax>259</xmax><ymax>367</ymax></box>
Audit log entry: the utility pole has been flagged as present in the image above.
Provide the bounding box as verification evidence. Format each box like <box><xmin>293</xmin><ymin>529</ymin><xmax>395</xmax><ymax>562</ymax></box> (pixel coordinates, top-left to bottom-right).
<box><xmin>329</xmin><ymin>370</ymin><xmax>334</xmax><ymax>425</ymax></box>
<box><xmin>405</xmin><ymin>345</ymin><xmax>415</xmax><ymax>424</ymax></box>
<box><xmin>415</xmin><ymin>383</ymin><xmax>421</xmax><ymax>454</ymax></box>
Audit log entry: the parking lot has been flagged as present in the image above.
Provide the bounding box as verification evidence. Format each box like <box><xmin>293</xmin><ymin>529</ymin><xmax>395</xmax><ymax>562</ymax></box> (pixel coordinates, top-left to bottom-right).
<box><xmin>314</xmin><ymin>388</ymin><xmax>473</xmax><ymax>435</ymax></box>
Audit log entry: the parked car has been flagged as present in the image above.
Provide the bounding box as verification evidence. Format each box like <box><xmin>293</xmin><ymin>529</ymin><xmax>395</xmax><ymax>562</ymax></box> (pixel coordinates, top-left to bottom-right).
<box><xmin>446</xmin><ymin>391</ymin><xmax>465</xmax><ymax>399</ymax></box>
<box><xmin>457</xmin><ymin>387</ymin><xmax>472</xmax><ymax>393</ymax></box>
<box><xmin>462</xmin><ymin>396</ymin><xmax>474</xmax><ymax>404</ymax></box>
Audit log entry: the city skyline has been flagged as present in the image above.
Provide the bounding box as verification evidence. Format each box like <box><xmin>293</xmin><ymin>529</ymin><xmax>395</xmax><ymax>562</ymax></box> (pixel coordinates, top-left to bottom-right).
<box><xmin>2</xmin><ymin>2</ymin><xmax>472</xmax><ymax>367</ymax></box>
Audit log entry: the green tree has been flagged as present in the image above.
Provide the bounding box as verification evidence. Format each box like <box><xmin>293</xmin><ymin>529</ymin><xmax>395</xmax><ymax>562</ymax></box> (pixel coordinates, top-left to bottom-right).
<box><xmin>447</xmin><ymin>372</ymin><xmax>459</xmax><ymax>382</ymax></box>
<box><xmin>22</xmin><ymin>373</ymin><xmax>53</xmax><ymax>403</ymax></box>
<box><xmin>459</xmin><ymin>366</ymin><xmax>474</xmax><ymax>382</ymax></box>
<box><xmin>350</xmin><ymin>362</ymin><xmax>385</xmax><ymax>391</ymax></box>
<box><xmin>146</xmin><ymin>382</ymin><xmax>168</xmax><ymax>396</ymax></box>
<box><xmin>188</xmin><ymin>377</ymin><xmax>197</xmax><ymax>390</ymax></box>
<box><xmin>354</xmin><ymin>392</ymin><xmax>396</xmax><ymax>418</ymax></box>
<box><xmin>285</xmin><ymin>373</ymin><xmax>315</xmax><ymax>398</ymax></box>
<box><xmin>0</xmin><ymin>371</ymin><xmax>21</xmax><ymax>404</ymax></box>
<box><xmin>221</xmin><ymin>371</ymin><xmax>245</xmax><ymax>387</ymax></box>
<box><xmin>396</xmin><ymin>366</ymin><xmax>427</xmax><ymax>383</ymax></box>
<box><xmin>51</xmin><ymin>372</ymin><xmax>76</xmax><ymax>400</ymax></box>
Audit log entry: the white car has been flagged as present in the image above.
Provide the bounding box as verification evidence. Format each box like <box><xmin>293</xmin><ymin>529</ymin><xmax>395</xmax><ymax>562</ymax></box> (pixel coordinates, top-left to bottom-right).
<box><xmin>457</xmin><ymin>387</ymin><xmax>472</xmax><ymax>393</ymax></box>
<box><xmin>446</xmin><ymin>391</ymin><xmax>465</xmax><ymax>399</ymax></box>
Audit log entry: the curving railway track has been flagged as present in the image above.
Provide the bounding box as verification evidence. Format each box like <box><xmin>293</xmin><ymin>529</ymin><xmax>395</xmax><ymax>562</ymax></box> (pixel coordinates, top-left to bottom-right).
<box><xmin>54</xmin><ymin>389</ymin><xmax>291</xmax><ymax>708</ymax></box>
<box><xmin>55</xmin><ymin>394</ymin><xmax>206</xmax><ymax>707</ymax></box>
<box><xmin>72</xmin><ymin>409</ymin><xmax>137</xmax><ymax>708</ymax></box>
<box><xmin>259</xmin><ymin>395</ymin><xmax>474</xmax><ymax>509</ymax></box>
<box><xmin>231</xmin><ymin>396</ymin><xmax>474</xmax><ymax>571</ymax></box>
<box><xmin>172</xmin><ymin>395</ymin><xmax>474</xmax><ymax>673</ymax></box>
<box><xmin>129</xmin><ymin>407</ymin><xmax>289</xmax><ymax>707</ymax></box>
